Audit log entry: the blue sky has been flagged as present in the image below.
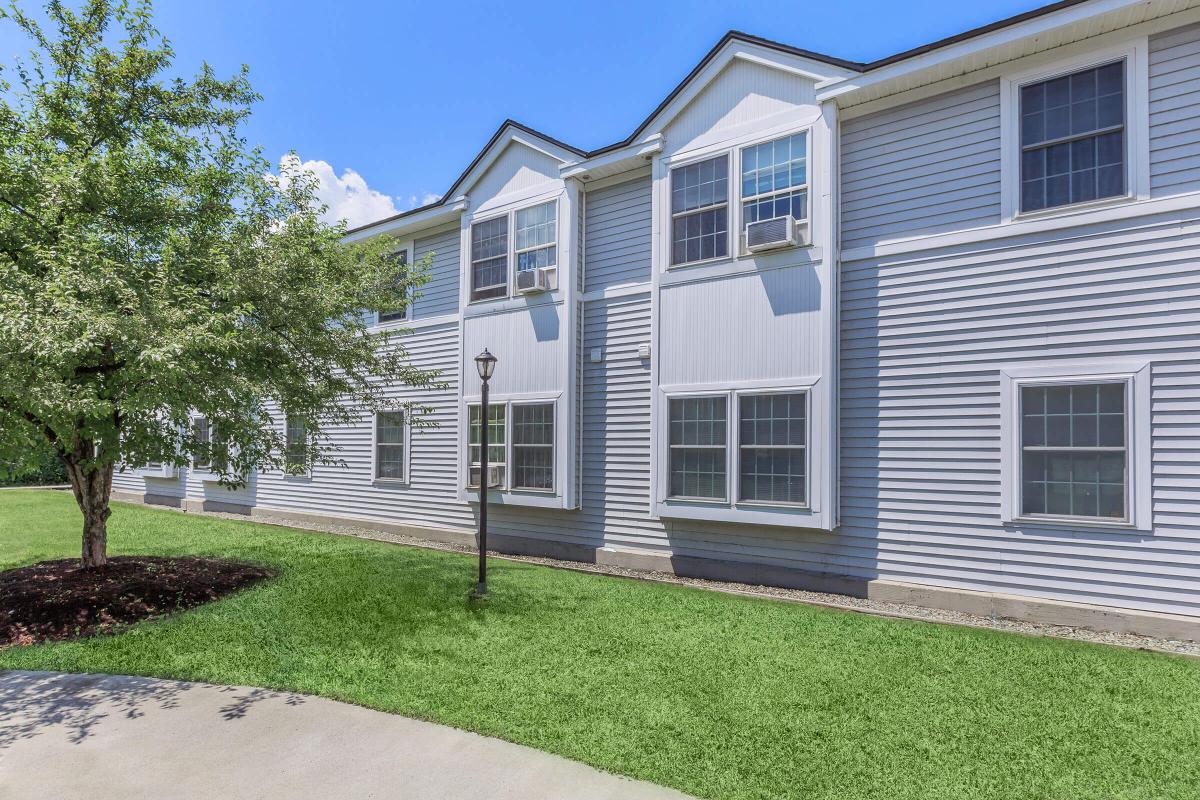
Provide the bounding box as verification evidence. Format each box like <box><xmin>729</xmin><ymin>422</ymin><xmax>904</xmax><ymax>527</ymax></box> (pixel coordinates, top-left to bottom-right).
<box><xmin>2</xmin><ymin>0</ymin><xmax>1050</xmax><ymax>227</ymax></box>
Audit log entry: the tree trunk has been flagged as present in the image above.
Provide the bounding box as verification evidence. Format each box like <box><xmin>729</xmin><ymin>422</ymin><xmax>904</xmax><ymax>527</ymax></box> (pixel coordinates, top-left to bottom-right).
<box><xmin>65</xmin><ymin>458</ymin><xmax>114</xmax><ymax>569</ymax></box>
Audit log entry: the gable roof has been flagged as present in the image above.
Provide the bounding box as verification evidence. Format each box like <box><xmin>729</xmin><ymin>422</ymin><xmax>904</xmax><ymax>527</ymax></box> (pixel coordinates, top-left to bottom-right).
<box><xmin>345</xmin><ymin>0</ymin><xmax>1109</xmax><ymax>236</ymax></box>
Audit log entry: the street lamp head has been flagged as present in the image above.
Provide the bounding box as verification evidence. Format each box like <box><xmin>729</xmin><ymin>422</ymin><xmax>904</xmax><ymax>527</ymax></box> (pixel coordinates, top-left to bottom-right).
<box><xmin>474</xmin><ymin>348</ymin><xmax>497</xmax><ymax>381</ymax></box>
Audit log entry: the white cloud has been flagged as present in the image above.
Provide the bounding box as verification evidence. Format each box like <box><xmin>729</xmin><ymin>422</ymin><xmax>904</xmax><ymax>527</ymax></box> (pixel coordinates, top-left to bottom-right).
<box><xmin>407</xmin><ymin>192</ymin><xmax>443</xmax><ymax>209</ymax></box>
<box><xmin>277</xmin><ymin>154</ymin><xmax>399</xmax><ymax>228</ymax></box>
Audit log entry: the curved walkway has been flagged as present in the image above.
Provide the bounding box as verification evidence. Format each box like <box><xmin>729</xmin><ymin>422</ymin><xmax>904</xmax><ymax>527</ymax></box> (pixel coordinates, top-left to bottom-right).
<box><xmin>0</xmin><ymin>671</ymin><xmax>692</xmax><ymax>800</ymax></box>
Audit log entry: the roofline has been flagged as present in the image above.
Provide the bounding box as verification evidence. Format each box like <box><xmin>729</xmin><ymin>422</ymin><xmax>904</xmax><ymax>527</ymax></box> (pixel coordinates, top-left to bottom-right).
<box><xmin>346</xmin><ymin>0</ymin><xmax>1120</xmax><ymax>237</ymax></box>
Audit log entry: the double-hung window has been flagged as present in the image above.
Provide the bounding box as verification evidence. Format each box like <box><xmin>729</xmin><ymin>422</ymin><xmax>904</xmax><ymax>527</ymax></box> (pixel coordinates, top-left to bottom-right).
<box><xmin>514</xmin><ymin>202</ymin><xmax>556</xmax><ymax>273</ymax></box>
<box><xmin>1020</xmin><ymin>382</ymin><xmax>1126</xmax><ymax>519</ymax></box>
<box><xmin>285</xmin><ymin>416</ymin><xmax>307</xmax><ymax>475</ymax></box>
<box><xmin>670</xmin><ymin>155</ymin><xmax>729</xmax><ymax>265</ymax></box>
<box><xmin>512</xmin><ymin>403</ymin><xmax>554</xmax><ymax>491</ymax></box>
<box><xmin>192</xmin><ymin>416</ymin><xmax>228</xmax><ymax>473</ymax></box>
<box><xmin>668</xmin><ymin>396</ymin><xmax>728</xmax><ymax>500</ymax></box>
<box><xmin>738</xmin><ymin>393</ymin><xmax>807</xmax><ymax>505</ymax></box>
<box><xmin>470</xmin><ymin>217</ymin><xmax>508</xmax><ymax>301</ymax></box>
<box><xmin>374</xmin><ymin>411</ymin><xmax>406</xmax><ymax>481</ymax></box>
<box><xmin>467</xmin><ymin>403</ymin><xmax>506</xmax><ymax>488</ymax></box>
<box><xmin>378</xmin><ymin>249</ymin><xmax>410</xmax><ymax>323</ymax></box>
<box><xmin>1019</xmin><ymin>60</ymin><xmax>1125</xmax><ymax>212</ymax></box>
<box><xmin>740</xmin><ymin>133</ymin><xmax>808</xmax><ymax>230</ymax></box>
<box><xmin>666</xmin><ymin>390</ymin><xmax>809</xmax><ymax>507</ymax></box>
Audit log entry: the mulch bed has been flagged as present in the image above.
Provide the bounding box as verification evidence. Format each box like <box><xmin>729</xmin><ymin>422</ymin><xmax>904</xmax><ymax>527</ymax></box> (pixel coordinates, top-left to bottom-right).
<box><xmin>1</xmin><ymin>556</ymin><xmax>276</xmax><ymax>647</ymax></box>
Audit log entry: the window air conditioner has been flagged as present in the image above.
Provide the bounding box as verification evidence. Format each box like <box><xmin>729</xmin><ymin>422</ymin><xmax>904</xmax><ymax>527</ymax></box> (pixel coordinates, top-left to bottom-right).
<box><xmin>746</xmin><ymin>215</ymin><xmax>802</xmax><ymax>252</ymax></box>
<box><xmin>516</xmin><ymin>267</ymin><xmax>553</xmax><ymax>294</ymax></box>
<box><xmin>469</xmin><ymin>465</ymin><xmax>505</xmax><ymax>488</ymax></box>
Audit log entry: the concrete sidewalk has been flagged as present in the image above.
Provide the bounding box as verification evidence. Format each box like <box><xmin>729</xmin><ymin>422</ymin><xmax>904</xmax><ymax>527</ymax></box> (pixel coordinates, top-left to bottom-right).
<box><xmin>0</xmin><ymin>671</ymin><xmax>693</xmax><ymax>800</ymax></box>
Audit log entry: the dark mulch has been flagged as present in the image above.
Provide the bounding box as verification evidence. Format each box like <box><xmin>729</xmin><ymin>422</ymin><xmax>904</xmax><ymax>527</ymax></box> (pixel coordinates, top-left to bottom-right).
<box><xmin>1</xmin><ymin>556</ymin><xmax>276</xmax><ymax>646</ymax></box>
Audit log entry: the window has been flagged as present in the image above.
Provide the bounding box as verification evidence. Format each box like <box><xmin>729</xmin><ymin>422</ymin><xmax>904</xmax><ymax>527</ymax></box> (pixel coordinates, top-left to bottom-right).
<box><xmin>192</xmin><ymin>416</ymin><xmax>211</xmax><ymax>471</ymax></box>
<box><xmin>1020</xmin><ymin>383</ymin><xmax>1126</xmax><ymax>519</ymax></box>
<box><xmin>512</xmin><ymin>403</ymin><xmax>554</xmax><ymax>490</ymax></box>
<box><xmin>192</xmin><ymin>416</ymin><xmax>228</xmax><ymax>473</ymax></box>
<box><xmin>470</xmin><ymin>217</ymin><xmax>508</xmax><ymax>301</ymax></box>
<box><xmin>1020</xmin><ymin>60</ymin><xmax>1125</xmax><ymax>212</ymax></box>
<box><xmin>739</xmin><ymin>393</ymin><xmax>806</xmax><ymax>504</ymax></box>
<box><xmin>378</xmin><ymin>250</ymin><xmax>410</xmax><ymax>323</ymax></box>
<box><xmin>514</xmin><ymin>202</ymin><xmax>556</xmax><ymax>273</ymax></box>
<box><xmin>467</xmin><ymin>403</ymin><xmax>505</xmax><ymax>487</ymax></box>
<box><xmin>670</xmin><ymin>155</ymin><xmax>729</xmax><ymax>265</ymax></box>
<box><xmin>285</xmin><ymin>416</ymin><xmax>307</xmax><ymax>475</ymax></box>
<box><xmin>668</xmin><ymin>396</ymin><xmax>728</xmax><ymax>500</ymax></box>
<box><xmin>741</xmin><ymin>133</ymin><xmax>807</xmax><ymax>229</ymax></box>
<box><xmin>374</xmin><ymin>411</ymin><xmax>406</xmax><ymax>481</ymax></box>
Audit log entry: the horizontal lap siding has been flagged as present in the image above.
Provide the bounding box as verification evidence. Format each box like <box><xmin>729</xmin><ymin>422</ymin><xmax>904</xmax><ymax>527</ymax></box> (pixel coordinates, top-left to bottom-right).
<box><xmin>840</xmin><ymin>208</ymin><xmax>1200</xmax><ymax>615</ymax></box>
<box><xmin>841</xmin><ymin>81</ymin><xmax>1002</xmax><ymax>250</ymax></box>
<box><xmin>248</xmin><ymin>320</ymin><xmax>472</xmax><ymax>532</ymax></box>
<box><xmin>414</xmin><ymin>227</ymin><xmax>460</xmax><ymax>318</ymax></box>
<box><xmin>1150</xmin><ymin>23</ymin><xmax>1200</xmax><ymax>197</ymax></box>
<box><xmin>584</xmin><ymin>175</ymin><xmax>652</xmax><ymax>293</ymax></box>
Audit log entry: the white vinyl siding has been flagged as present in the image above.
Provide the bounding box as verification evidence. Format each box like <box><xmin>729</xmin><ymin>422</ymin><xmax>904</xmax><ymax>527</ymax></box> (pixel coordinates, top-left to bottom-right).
<box><xmin>1149</xmin><ymin>23</ymin><xmax>1200</xmax><ymax>196</ymax></box>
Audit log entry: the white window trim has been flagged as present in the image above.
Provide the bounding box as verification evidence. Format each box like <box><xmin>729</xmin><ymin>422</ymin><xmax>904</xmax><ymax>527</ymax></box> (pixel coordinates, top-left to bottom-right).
<box><xmin>999</xmin><ymin>38</ymin><xmax>1150</xmax><ymax>224</ymax></box>
<box><xmin>370</xmin><ymin>409</ymin><xmax>411</xmax><ymax>486</ymax></box>
<box><xmin>376</xmin><ymin>241</ymin><xmax>414</xmax><ymax>326</ymax></box>
<box><xmin>467</xmin><ymin>197</ymin><xmax>561</xmax><ymax>305</ymax></box>
<box><xmin>999</xmin><ymin>360</ymin><xmax>1152</xmax><ymax>532</ymax></box>
<box><xmin>663</xmin><ymin>125</ymin><xmax>814</xmax><ymax>270</ymax></box>
<box><xmin>654</xmin><ymin>380</ymin><xmax>817</xmax><ymax>526</ymax></box>
<box><xmin>460</xmin><ymin>392</ymin><xmax>563</xmax><ymax>508</ymax></box>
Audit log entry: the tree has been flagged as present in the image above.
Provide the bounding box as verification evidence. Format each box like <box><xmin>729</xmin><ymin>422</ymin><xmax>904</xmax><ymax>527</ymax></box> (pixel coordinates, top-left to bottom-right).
<box><xmin>0</xmin><ymin>0</ymin><xmax>437</xmax><ymax>567</ymax></box>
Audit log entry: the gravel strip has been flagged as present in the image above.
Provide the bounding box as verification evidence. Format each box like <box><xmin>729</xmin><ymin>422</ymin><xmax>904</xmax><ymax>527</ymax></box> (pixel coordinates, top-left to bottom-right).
<box><xmin>189</xmin><ymin>507</ymin><xmax>1199</xmax><ymax>658</ymax></box>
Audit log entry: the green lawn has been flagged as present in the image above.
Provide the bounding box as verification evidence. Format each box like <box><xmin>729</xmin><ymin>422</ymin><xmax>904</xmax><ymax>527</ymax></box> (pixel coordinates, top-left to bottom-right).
<box><xmin>1</xmin><ymin>489</ymin><xmax>1198</xmax><ymax>800</ymax></box>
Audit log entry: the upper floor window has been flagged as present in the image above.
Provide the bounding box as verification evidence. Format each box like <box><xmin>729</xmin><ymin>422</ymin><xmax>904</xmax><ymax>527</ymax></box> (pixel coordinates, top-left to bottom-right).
<box><xmin>378</xmin><ymin>249</ymin><xmax>410</xmax><ymax>323</ymax></box>
<box><xmin>1020</xmin><ymin>60</ymin><xmax>1125</xmax><ymax>212</ymax></box>
<box><xmin>514</xmin><ymin>202</ymin><xmax>556</xmax><ymax>273</ymax></box>
<box><xmin>470</xmin><ymin>217</ymin><xmax>508</xmax><ymax>301</ymax></box>
<box><xmin>670</xmin><ymin>155</ymin><xmax>729</xmax><ymax>265</ymax></box>
<box><xmin>740</xmin><ymin>133</ymin><xmax>807</xmax><ymax>228</ymax></box>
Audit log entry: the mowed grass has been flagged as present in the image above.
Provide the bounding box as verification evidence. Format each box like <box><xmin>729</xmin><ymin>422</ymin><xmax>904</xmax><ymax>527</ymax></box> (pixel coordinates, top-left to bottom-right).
<box><xmin>1</xmin><ymin>489</ymin><xmax>1198</xmax><ymax>800</ymax></box>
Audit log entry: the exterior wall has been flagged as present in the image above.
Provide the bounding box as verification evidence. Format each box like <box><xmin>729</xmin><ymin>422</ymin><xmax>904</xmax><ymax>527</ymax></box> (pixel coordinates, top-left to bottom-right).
<box><xmin>583</xmin><ymin>173</ymin><xmax>652</xmax><ymax>293</ymax></box>
<box><xmin>840</xmin><ymin>206</ymin><xmax>1200</xmax><ymax>616</ymax></box>
<box><xmin>413</xmin><ymin>225</ymin><xmax>461</xmax><ymax>318</ymax></box>
<box><xmin>1150</xmin><ymin>22</ymin><xmax>1200</xmax><ymax>197</ymax></box>
<box><xmin>840</xmin><ymin>80</ymin><xmax>1002</xmax><ymax>250</ymax></box>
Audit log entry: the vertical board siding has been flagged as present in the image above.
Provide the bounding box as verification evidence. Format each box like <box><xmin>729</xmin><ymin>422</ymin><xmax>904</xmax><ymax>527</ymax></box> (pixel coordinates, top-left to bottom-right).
<box><xmin>840</xmin><ymin>207</ymin><xmax>1200</xmax><ymax>616</ymax></box>
<box><xmin>1150</xmin><ymin>23</ymin><xmax>1200</xmax><ymax>197</ymax></box>
<box><xmin>841</xmin><ymin>81</ymin><xmax>1002</xmax><ymax>250</ymax></box>
<box><xmin>413</xmin><ymin>226</ymin><xmax>460</xmax><ymax>318</ymax></box>
<box><xmin>583</xmin><ymin>174</ymin><xmax>653</xmax><ymax>292</ymax></box>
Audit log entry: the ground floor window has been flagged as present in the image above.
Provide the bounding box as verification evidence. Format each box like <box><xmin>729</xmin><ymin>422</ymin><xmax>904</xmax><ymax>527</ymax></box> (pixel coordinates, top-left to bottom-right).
<box><xmin>665</xmin><ymin>389</ymin><xmax>808</xmax><ymax>507</ymax></box>
<box><xmin>374</xmin><ymin>411</ymin><xmax>406</xmax><ymax>481</ymax></box>
<box><xmin>285</xmin><ymin>416</ymin><xmax>307</xmax><ymax>475</ymax></box>
<box><xmin>512</xmin><ymin>402</ymin><xmax>554</xmax><ymax>491</ymax></box>
<box><xmin>1020</xmin><ymin>382</ymin><xmax>1126</xmax><ymax>519</ymax></box>
<box><xmin>467</xmin><ymin>403</ymin><xmax>506</xmax><ymax>488</ymax></box>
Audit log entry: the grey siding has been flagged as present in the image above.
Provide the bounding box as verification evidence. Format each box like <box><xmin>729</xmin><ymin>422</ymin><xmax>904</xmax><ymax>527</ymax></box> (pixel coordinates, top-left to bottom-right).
<box><xmin>583</xmin><ymin>174</ymin><xmax>652</xmax><ymax>292</ymax></box>
<box><xmin>1150</xmin><ymin>23</ymin><xmax>1200</xmax><ymax>197</ymax></box>
<box><xmin>841</xmin><ymin>81</ymin><xmax>1002</xmax><ymax>250</ymax></box>
<box><xmin>413</xmin><ymin>226</ymin><xmax>460</xmax><ymax>318</ymax></box>
<box><xmin>840</xmin><ymin>207</ymin><xmax>1200</xmax><ymax>616</ymax></box>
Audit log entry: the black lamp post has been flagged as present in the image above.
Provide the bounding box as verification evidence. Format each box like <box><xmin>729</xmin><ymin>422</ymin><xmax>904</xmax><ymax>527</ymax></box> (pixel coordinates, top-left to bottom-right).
<box><xmin>471</xmin><ymin>348</ymin><xmax>497</xmax><ymax>599</ymax></box>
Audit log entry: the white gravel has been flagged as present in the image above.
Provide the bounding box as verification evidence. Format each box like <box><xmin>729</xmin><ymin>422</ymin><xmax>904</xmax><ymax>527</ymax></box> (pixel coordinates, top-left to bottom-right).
<box><xmin>193</xmin><ymin>507</ymin><xmax>1199</xmax><ymax>658</ymax></box>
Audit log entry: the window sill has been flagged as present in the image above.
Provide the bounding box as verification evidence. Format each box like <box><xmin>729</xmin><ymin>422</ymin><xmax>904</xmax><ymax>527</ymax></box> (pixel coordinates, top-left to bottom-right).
<box><xmin>654</xmin><ymin>499</ymin><xmax>829</xmax><ymax>529</ymax></box>
<box><xmin>461</xmin><ymin>488</ymin><xmax>565</xmax><ymax>509</ymax></box>
<box><xmin>372</xmin><ymin>478</ymin><xmax>409</xmax><ymax>488</ymax></box>
<box><xmin>1005</xmin><ymin>514</ymin><xmax>1148</xmax><ymax>534</ymax></box>
<box><xmin>1010</xmin><ymin>193</ymin><xmax>1136</xmax><ymax>225</ymax></box>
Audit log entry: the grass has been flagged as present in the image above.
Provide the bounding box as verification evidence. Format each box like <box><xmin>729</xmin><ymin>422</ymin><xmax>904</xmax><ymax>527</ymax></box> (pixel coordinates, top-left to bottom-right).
<box><xmin>1</xmin><ymin>489</ymin><xmax>1198</xmax><ymax>800</ymax></box>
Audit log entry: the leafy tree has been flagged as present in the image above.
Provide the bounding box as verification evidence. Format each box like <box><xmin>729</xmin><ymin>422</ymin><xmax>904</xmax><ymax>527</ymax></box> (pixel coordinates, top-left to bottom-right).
<box><xmin>0</xmin><ymin>0</ymin><xmax>435</xmax><ymax>567</ymax></box>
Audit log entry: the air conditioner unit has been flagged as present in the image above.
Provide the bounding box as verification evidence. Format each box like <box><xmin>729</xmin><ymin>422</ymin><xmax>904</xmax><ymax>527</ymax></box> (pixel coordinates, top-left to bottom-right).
<box><xmin>746</xmin><ymin>215</ymin><xmax>801</xmax><ymax>252</ymax></box>
<box><xmin>469</xmin><ymin>465</ymin><xmax>505</xmax><ymax>489</ymax></box>
<box><xmin>516</xmin><ymin>267</ymin><xmax>553</xmax><ymax>294</ymax></box>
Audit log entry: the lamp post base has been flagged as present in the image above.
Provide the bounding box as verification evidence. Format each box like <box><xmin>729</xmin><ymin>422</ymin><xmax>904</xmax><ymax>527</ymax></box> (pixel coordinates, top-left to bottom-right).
<box><xmin>468</xmin><ymin>582</ymin><xmax>488</xmax><ymax>602</ymax></box>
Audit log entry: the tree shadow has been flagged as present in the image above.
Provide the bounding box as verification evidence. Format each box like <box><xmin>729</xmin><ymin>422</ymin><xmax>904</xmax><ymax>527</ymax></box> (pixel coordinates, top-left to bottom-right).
<box><xmin>0</xmin><ymin>671</ymin><xmax>306</xmax><ymax>751</ymax></box>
